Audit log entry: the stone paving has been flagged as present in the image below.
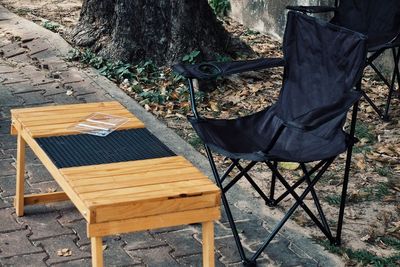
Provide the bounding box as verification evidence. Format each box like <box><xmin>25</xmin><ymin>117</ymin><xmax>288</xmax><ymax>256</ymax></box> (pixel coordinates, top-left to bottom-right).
<box><xmin>0</xmin><ymin>5</ymin><xmax>343</xmax><ymax>267</ymax></box>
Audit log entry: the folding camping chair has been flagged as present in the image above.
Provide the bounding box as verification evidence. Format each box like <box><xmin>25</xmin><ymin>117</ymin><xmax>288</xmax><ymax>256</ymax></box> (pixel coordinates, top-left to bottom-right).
<box><xmin>287</xmin><ymin>0</ymin><xmax>400</xmax><ymax>120</ymax></box>
<box><xmin>172</xmin><ymin>11</ymin><xmax>367</xmax><ymax>265</ymax></box>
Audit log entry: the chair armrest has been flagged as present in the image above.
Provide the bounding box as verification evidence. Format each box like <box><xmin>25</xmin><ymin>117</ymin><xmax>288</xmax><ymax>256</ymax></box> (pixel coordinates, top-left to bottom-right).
<box><xmin>282</xmin><ymin>90</ymin><xmax>362</xmax><ymax>131</ymax></box>
<box><xmin>286</xmin><ymin>5</ymin><xmax>336</xmax><ymax>14</ymax></box>
<box><xmin>172</xmin><ymin>58</ymin><xmax>284</xmax><ymax>80</ymax></box>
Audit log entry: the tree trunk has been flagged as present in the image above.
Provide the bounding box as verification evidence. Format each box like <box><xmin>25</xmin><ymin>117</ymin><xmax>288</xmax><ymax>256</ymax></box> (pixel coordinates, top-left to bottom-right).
<box><xmin>71</xmin><ymin>0</ymin><xmax>231</xmax><ymax>65</ymax></box>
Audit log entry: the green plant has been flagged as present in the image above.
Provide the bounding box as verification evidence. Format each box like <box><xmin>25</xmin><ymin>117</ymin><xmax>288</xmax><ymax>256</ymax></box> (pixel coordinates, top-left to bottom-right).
<box><xmin>209</xmin><ymin>0</ymin><xmax>231</xmax><ymax>17</ymax></box>
<box><xmin>319</xmin><ymin>240</ymin><xmax>400</xmax><ymax>267</ymax></box>
<box><xmin>325</xmin><ymin>194</ymin><xmax>342</xmax><ymax>206</ymax></box>
<box><xmin>42</xmin><ymin>20</ymin><xmax>60</xmax><ymax>32</ymax></box>
<box><xmin>182</xmin><ymin>50</ymin><xmax>201</xmax><ymax>64</ymax></box>
<box><xmin>376</xmin><ymin>165</ymin><xmax>394</xmax><ymax>177</ymax></box>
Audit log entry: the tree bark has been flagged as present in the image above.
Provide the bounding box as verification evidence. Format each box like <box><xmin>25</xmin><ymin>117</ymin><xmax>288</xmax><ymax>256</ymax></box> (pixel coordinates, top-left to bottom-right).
<box><xmin>71</xmin><ymin>0</ymin><xmax>231</xmax><ymax>65</ymax></box>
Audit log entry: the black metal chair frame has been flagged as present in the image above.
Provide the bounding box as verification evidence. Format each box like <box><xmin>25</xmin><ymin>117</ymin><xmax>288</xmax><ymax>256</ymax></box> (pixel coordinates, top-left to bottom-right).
<box><xmin>172</xmin><ymin>11</ymin><xmax>368</xmax><ymax>265</ymax></box>
<box><xmin>287</xmin><ymin>0</ymin><xmax>400</xmax><ymax>121</ymax></box>
<box><xmin>182</xmin><ymin>76</ymin><xmax>360</xmax><ymax>266</ymax></box>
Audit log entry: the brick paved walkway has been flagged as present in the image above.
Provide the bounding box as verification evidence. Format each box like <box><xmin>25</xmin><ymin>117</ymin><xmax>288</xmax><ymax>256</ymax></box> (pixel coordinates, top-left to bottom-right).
<box><xmin>0</xmin><ymin>5</ymin><xmax>343</xmax><ymax>267</ymax></box>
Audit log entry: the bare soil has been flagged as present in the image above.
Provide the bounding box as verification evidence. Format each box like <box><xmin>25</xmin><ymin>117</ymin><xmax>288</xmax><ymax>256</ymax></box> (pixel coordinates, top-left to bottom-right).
<box><xmin>2</xmin><ymin>0</ymin><xmax>399</xmax><ymax>265</ymax></box>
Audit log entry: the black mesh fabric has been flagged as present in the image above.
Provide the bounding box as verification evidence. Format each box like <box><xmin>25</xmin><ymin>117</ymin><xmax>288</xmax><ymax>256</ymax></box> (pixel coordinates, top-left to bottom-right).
<box><xmin>188</xmin><ymin>12</ymin><xmax>367</xmax><ymax>163</ymax></box>
<box><xmin>331</xmin><ymin>0</ymin><xmax>400</xmax><ymax>51</ymax></box>
<box><xmin>36</xmin><ymin>128</ymin><xmax>175</xmax><ymax>168</ymax></box>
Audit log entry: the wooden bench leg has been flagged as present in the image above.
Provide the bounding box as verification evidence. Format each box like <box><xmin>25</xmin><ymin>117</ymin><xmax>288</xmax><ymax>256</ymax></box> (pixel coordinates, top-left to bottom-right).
<box><xmin>202</xmin><ymin>221</ymin><xmax>215</xmax><ymax>267</ymax></box>
<box><xmin>15</xmin><ymin>134</ymin><xmax>25</xmax><ymax>217</ymax></box>
<box><xmin>91</xmin><ymin>236</ymin><xmax>104</xmax><ymax>267</ymax></box>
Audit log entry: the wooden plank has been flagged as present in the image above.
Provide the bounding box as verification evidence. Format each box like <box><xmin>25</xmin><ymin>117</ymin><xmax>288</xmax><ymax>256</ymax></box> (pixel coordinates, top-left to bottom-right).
<box><xmin>72</xmin><ymin>172</ymin><xmax>206</xmax><ymax>194</ymax></box>
<box><xmin>19</xmin><ymin>109</ymin><xmax>134</xmax><ymax>125</ymax></box>
<box><xmin>15</xmin><ymin>134</ymin><xmax>25</xmax><ymax>217</ymax></box>
<box><xmin>19</xmin><ymin>129</ymin><xmax>92</xmax><ymax>222</ymax></box>
<box><xmin>202</xmin><ymin>221</ymin><xmax>215</xmax><ymax>267</ymax></box>
<box><xmin>27</xmin><ymin>121</ymin><xmax>144</xmax><ymax>137</ymax></box>
<box><xmin>68</xmin><ymin>166</ymin><xmax>202</xmax><ymax>185</ymax></box>
<box><xmin>24</xmin><ymin>192</ymin><xmax>69</xmax><ymax>205</ymax></box>
<box><xmin>61</xmin><ymin>156</ymin><xmax>191</xmax><ymax>177</ymax></box>
<box><xmin>80</xmin><ymin>179</ymin><xmax>214</xmax><ymax>201</ymax></box>
<box><xmin>93</xmin><ymin>193</ymin><xmax>220</xmax><ymax>223</ymax></box>
<box><xmin>87</xmin><ymin>207</ymin><xmax>221</xmax><ymax>237</ymax></box>
<box><xmin>84</xmin><ymin>184</ymin><xmax>220</xmax><ymax>207</ymax></box>
<box><xmin>11</xmin><ymin>101</ymin><xmax>122</xmax><ymax>115</ymax></box>
<box><xmin>91</xmin><ymin>237</ymin><xmax>104</xmax><ymax>267</ymax></box>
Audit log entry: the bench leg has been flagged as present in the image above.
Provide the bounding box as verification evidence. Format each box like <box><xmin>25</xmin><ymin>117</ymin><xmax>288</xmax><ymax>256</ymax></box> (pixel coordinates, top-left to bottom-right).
<box><xmin>15</xmin><ymin>134</ymin><xmax>25</xmax><ymax>217</ymax></box>
<box><xmin>202</xmin><ymin>221</ymin><xmax>215</xmax><ymax>267</ymax></box>
<box><xmin>91</xmin><ymin>237</ymin><xmax>104</xmax><ymax>267</ymax></box>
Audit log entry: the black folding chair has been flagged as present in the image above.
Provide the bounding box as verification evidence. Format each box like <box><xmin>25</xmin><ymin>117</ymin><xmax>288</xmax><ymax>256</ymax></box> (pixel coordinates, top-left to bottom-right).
<box><xmin>287</xmin><ymin>0</ymin><xmax>400</xmax><ymax>120</ymax></box>
<box><xmin>173</xmin><ymin>12</ymin><xmax>367</xmax><ymax>265</ymax></box>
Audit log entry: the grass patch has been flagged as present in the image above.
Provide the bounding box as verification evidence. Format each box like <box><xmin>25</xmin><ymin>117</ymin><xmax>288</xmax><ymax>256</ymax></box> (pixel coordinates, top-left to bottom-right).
<box><xmin>325</xmin><ymin>194</ymin><xmax>342</xmax><ymax>206</ymax></box>
<box><xmin>319</xmin><ymin>240</ymin><xmax>400</xmax><ymax>267</ymax></box>
<box><xmin>188</xmin><ymin>135</ymin><xmax>203</xmax><ymax>150</ymax></box>
<box><xmin>376</xmin><ymin>166</ymin><xmax>394</xmax><ymax>177</ymax></box>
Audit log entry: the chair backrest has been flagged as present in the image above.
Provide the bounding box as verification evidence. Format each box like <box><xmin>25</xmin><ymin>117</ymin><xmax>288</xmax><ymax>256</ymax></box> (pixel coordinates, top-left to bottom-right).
<box><xmin>331</xmin><ymin>0</ymin><xmax>400</xmax><ymax>42</ymax></box>
<box><xmin>277</xmin><ymin>11</ymin><xmax>366</xmax><ymax>122</ymax></box>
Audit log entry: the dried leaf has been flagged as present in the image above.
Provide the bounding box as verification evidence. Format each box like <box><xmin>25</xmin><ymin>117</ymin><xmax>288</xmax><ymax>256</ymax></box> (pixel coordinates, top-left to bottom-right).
<box><xmin>57</xmin><ymin>248</ymin><xmax>72</xmax><ymax>257</ymax></box>
<box><xmin>279</xmin><ymin>162</ymin><xmax>300</xmax><ymax>170</ymax></box>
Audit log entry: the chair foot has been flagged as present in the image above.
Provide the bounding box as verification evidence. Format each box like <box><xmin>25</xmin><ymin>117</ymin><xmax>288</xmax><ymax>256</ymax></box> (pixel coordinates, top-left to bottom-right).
<box><xmin>266</xmin><ymin>199</ymin><xmax>277</xmax><ymax>207</ymax></box>
<box><xmin>242</xmin><ymin>259</ymin><xmax>257</xmax><ymax>266</ymax></box>
<box><xmin>381</xmin><ymin>115</ymin><xmax>390</xmax><ymax>122</ymax></box>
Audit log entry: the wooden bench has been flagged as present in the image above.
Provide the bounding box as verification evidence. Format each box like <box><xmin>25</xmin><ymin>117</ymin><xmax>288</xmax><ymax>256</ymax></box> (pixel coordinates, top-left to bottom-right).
<box><xmin>11</xmin><ymin>101</ymin><xmax>221</xmax><ymax>267</ymax></box>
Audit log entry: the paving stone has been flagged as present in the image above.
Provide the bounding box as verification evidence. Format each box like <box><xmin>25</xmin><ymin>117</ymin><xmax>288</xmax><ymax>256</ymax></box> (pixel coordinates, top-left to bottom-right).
<box><xmin>149</xmin><ymin>225</ymin><xmax>187</xmax><ymax>235</ymax></box>
<box><xmin>64</xmin><ymin>219</ymin><xmax>90</xmax><ymax>247</ymax></box>
<box><xmin>40</xmin><ymin>82</ymin><xmax>65</xmax><ymax>96</ymax></box>
<box><xmin>176</xmin><ymin>253</ymin><xmax>225</xmax><ymax>267</ymax></box>
<box><xmin>64</xmin><ymin>81</ymin><xmax>98</xmax><ymax>96</ymax></box>
<box><xmin>0</xmin><ymin>89</ymin><xmax>23</xmax><ymax>107</ymax></box>
<box><xmin>126</xmin><ymin>246</ymin><xmax>178</xmax><ymax>267</ymax></box>
<box><xmin>0</xmin><ymin>175</ymin><xmax>39</xmax><ymax>197</ymax></box>
<box><xmin>157</xmin><ymin>229</ymin><xmax>202</xmax><ymax>257</ymax></box>
<box><xmin>60</xmin><ymin>69</ymin><xmax>85</xmax><ymax>84</ymax></box>
<box><xmin>8</xmin><ymin>52</ymin><xmax>31</xmax><ymax>64</ymax></box>
<box><xmin>58</xmin><ymin>206</ymin><xmax>84</xmax><ymax>225</ymax></box>
<box><xmin>0</xmin><ymin>230</ymin><xmax>42</xmax><ymax>258</ymax></box>
<box><xmin>0</xmin><ymin>252</ymin><xmax>47</xmax><ymax>266</ymax></box>
<box><xmin>0</xmin><ymin>134</ymin><xmax>16</xmax><ymax>150</ymax></box>
<box><xmin>0</xmin><ymin>70</ymin><xmax>22</xmax><ymax>80</ymax></box>
<box><xmin>0</xmin><ymin>208</ymin><xmax>24</xmax><ymax>232</ymax></box>
<box><xmin>123</xmin><ymin>231</ymin><xmax>167</xmax><ymax>250</ymax></box>
<box><xmin>30</xmin><ymin>49</ymin><xmax>59</xmax><ymax>61</ymax></box>
<box><xmin>80</xmin><ymin>239</ymin><xmax>140</xmax><ymax>267</ymax></box>
<box><xmin>37</xmin><ymin>235</ymin><xmax>91</xmax><ymax>265</ymax></box>
<box><xmin>0</xmin><ymin>159</ymin><xmax>16</xmax><ymax>176</ymax></box>
<box><xmin>22</xmin><ymin>38</ymin><xmax>49</xmax><ymax>56</ymax></box>
<box><xmin>0</xmin><ymin>197</ymin><xmax>11</xmax><ymax>209</ymax></box>
<box><xmin>214</xmin><ymin>221</ymin><xmax>235</xmax><ymax>238</ymax></box>
<box><xmin>30</xmin><ymin>180</ymin><xmax>62</xmax><ymax>194</ymax></box>
<box><xmin>0</xmin><ymin>119</ymin><xmax>10</xmax><ymax>134</ymax></box>
<box><xmin>77</xmin><ymin>92</ymin><xmax>113</xmax><ymax>103</ymax></box>
<box><xmin>265</xmin><ymin>239</ymin><xmax>319</xmax><ymax>267</ymax></box>
<box><xmin>46</xmin><ymin>93</ymin><xmax>83</xmax><ymax>105</ymax></box>
<box><xmin>215</xmin><ymin>235</ymin><xmax>254</xmax><ymax>264</ymax></box>
<box><xmin>51</xmin><ymin>258</ymin><xmax>91</xmax><ymax>267</ymax></box>
<box><xmin>26</xmin><ymin>164</ymin><xmax>53</xmax><ymax>183</ymax></box>
<box><xmin>17</xmin><ymin>90</ymin><xmax>52</xmax><ymax>106</ymax></box>
<box><xmin>0</xmin><ymin>42</ymin><xmax>25</xmax><ymax>58</ymax></box>
<box><xmin>0</xmin><ymin>65</ymin><xmax>16</xmax><ymax>74</ymax></box>
<box><xmin>17</xmin><ymin>211</ymin><xmax>72</xmax><ymax>240</ymax></box>
<box><xmin>40</xmin><ymin>58</ymin><xmax>68</xmax><ymax>72</ymax></box>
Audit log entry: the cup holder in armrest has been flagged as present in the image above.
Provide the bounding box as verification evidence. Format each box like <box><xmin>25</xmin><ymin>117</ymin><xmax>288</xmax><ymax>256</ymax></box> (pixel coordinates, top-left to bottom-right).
<box><xmin>195</xmin><ymin>63</ymin><xmax>222</xmax><ymax>77</ymax></box>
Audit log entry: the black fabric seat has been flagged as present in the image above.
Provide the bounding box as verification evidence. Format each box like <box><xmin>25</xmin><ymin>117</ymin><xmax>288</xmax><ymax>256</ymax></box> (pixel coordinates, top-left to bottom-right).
<box><xmin>173</xmin><ymin>11</ymin><xmax>367</xmax><ymax>265</ymax></box>
<box><xmin>288</xmin><ymin>0</ymin><xmax>400</xmax><ymax>120</ymax></box>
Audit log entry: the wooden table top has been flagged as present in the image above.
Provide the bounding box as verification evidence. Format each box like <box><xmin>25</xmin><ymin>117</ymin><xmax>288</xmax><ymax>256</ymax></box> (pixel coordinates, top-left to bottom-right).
<box><xmin>11</xmin><ymin>101</ymin><xmax>220</xmax><ymax>225</ymax></box>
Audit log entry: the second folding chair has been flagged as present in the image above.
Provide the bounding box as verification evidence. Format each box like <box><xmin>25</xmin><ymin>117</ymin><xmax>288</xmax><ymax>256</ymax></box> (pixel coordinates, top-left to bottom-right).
<box><xmin>288</xmin><ymin>0</ymin><xmax>400</xmax><ymax>120</ymax></box>
<box><xmin>173</xmin><ymin>11</ymin><xmax>367</xmax><ymax>266</ymax></box>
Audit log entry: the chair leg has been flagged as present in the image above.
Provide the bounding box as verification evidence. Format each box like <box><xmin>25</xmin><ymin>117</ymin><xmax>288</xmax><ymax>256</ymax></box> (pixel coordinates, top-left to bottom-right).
<box><xmin>91</xmin><ymin>237</ymin><xmax>104</xmax><ymax>267</ymax></box>
<box><xmin>382</xmin><ymin>48</ymin><xmax>400</xmax><ymax>120</ymax></box>
<box><xmin>336</xmin><ymin>94</ymin><xmax>360</xmax><ymax>245</ymax></box>
<box><xmin>15</xmin><ymin>134</ymin><xmax>26</xmax><ymax>217</ymax></box>
<box><xmin>204</xmin><ymin>145</ymin><xmax>249</xmax><ymax>263</ymax></box>
<box><xmin>202</xmin><ymin>221</ymin><xmax>215</xmax><ymax>267</ymax></box>
<box><xmin>268</xmin><ymin>161</ymin><xmax>277</xmax><ymax>206</ymax></box>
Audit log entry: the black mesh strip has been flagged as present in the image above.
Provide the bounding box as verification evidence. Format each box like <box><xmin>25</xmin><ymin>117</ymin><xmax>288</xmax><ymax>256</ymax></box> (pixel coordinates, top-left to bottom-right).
<box><xmin>36</xmin><ymin>128</ymin><xmax>176</xmax><ymax>168</ymax></box>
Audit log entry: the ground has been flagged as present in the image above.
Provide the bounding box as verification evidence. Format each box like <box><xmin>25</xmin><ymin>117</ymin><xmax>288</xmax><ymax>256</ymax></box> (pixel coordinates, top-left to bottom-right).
<box><xmin>1</xmin><ymin>0</ymin><xmax>399</xmax><ymax>266</ymax></box>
